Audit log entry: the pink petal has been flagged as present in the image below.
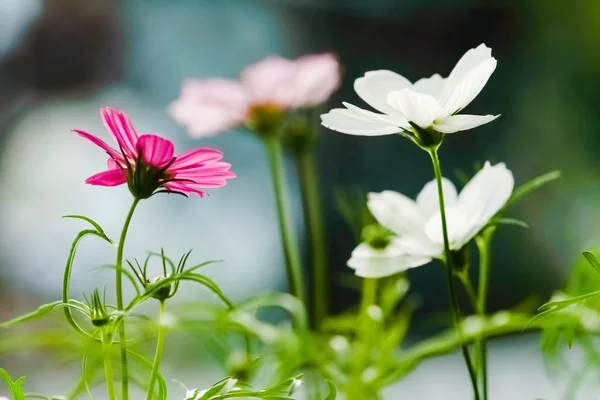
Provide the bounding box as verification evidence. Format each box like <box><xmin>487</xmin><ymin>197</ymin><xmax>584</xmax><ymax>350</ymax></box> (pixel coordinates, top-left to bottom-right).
<box><xmin>240</xmin><ymin>56</ymin><xmax>298</xmax><ymax>107</ymax></box>
<box><xmin>101</xmin><ymin>107</ymin><xmax>139</xmax><ymax>158</ymax></box>
<box><xmin>169</xmin><ymin>79</ymin><xmax>249</xmax><ymax>137</ymax></box>
<box><xmin>163</xmin><ymin>182</ymin><xmax>205</xmax><ymax>197</ymax></box>
<box><xmin>136</xmin><ymin>134</ymin><xmax>175</xmax><ymax>169</ymax></box>
<box><xmin>290</xmin><ymin>53</ymin><xmax>340</xmax><ymax>107</ymax></box>
<box><xmin>85</xmin><ymin>168</ymin><xmax>128</xmax><ymax>186</ymax></box>
<box><xmin>170</xmin><ymin>148</ymin><xmax>224</xmax><ymax>171</ymax></box>
<box><xmin>74</xmin><ymin>129</ymin><xmax>124</xmax><ymax>161</ymax></box>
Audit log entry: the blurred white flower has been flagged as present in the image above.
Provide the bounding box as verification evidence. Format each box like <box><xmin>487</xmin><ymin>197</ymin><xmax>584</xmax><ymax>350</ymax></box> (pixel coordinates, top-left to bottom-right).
<box><xmin>348</xmin><ymin>162</ymin><xmax>513</xmax><ymax>277</ymax></box>
<box><xmin>321</xmin><ymin>44</ymin><xmax>498</xmax><ymax>138</ymax></box>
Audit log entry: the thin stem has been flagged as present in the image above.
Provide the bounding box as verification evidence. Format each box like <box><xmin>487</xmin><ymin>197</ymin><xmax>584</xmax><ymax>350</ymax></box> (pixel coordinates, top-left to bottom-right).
<box><xmin>116</xmin><ymin>197</ymin><xmax>140</xmax><ymax>400</ymax></box>
<box><xmin>296</xmin><ymin>150</ymin><xmax>328</xmax><ymax>328</ymax></box>
<box><xmin>348</xmin><ymin>278</ymin><xmax>379</xmax><ymax>400</ymax></box>
<box><xmin>146</xmin><ymin>301</ymin><xmax>167</xmax><ymax>400</ymax></box>
<box><xmin>102</xmin><ymin>331</ymin><xmax>117</xmax><ymax>400</ymax></box>
<box><xmin>457</xmin><ymin>273</ymin><xmax>478</xmax><ymax>311</ymax></box>
<box><xmin>475</xmin><ymin>229</ymin><xmax>494</xmax><ymax>400</ymax></box>
<box><xmin>265</xmin><ymin>137</ymin><xmax>306</xmax><ymax>305</ymax></box>
<box><xmin>428</xmin><ymin>149</ymin><xmax>480</xmax><ymax>400</ymax></box>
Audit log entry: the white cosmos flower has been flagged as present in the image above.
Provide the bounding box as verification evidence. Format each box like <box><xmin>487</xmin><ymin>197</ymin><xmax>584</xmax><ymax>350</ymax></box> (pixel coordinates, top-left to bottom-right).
<box><xmin>348</xmin><ymin>162</ymin><xmax>514</xmax><ymax>278</ymax></box>
<box><xmin>321</xmin><ymin>43</ymin><xmax>498</xmax><ymax>137</ymax></box>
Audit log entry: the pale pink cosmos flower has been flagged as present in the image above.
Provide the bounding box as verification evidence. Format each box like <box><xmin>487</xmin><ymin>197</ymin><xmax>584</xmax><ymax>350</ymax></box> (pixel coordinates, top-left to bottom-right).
<box><xmin>169</xmin><ymin>53</ymin><xmax>340</xmax><ymax>137</ymax></box>
<box><xmin>75</xmin><ymin>107</ymin><xmax>235</xmax><ymax>198</ymax></box>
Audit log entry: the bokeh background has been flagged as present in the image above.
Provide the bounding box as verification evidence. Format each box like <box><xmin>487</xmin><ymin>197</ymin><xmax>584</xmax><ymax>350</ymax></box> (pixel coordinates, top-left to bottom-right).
<box><xmin>1</xmin><ymin>0</ymin><xmax>599</xmax><ymax>398</ymax></box>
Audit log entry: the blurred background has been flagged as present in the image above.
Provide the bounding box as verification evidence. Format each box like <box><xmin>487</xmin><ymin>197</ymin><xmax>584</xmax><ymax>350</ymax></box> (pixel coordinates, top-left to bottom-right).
<box><xmin>1</xmin><ymin>0</ymin><xmax>599</xmax><ymax>398</ymax></box>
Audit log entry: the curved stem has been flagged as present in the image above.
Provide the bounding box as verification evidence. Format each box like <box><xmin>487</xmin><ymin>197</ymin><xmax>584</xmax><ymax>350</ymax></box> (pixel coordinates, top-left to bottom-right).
<box><xmin>265</xmin><ymin>137</ymin><xmax>305</xmax><ymax>305</ymax></box>
<box><xmin>102</xmin><ymin>331</ymin><xmax>117</xmax><ymax>400</ymax></box>
<box><xmin>457</xmin><ymin>273</ymin><xmax>478</xmax><ymax>311</ymax></box>
<box><xmin>296</xmin><ymin>150</ymin><xmax>328</xmax><ymax>328</ymax></box>
<box><xmin>428</xmin><ymin>149</ymin><xmax>480</xmax><ymax>400</ymax></box>
<box><xmin>475</xmin><ymin>229</ymin><xmax>494</xmax><ymax>400</ymax></box>
<box><xmin>116</xmin><ymin>197</ymin><xmax>140</xmax><ymax>400</ymax></box>
<box><xmin>146</xmin><ymin>301</ymin><xmax>167</xmax><ymax>400</ymax></box>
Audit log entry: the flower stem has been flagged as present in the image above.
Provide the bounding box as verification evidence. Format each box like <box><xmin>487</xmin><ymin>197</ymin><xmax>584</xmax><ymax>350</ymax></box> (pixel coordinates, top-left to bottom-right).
<box><xmin>296</xmin><ymin>149</ymin><xmax>328</xmax><ymax>328</ymax></box>
<box><xmin>116</xmin><ymin>197</ymin><xmax>140</xmax><ymax>400</ymax></box>
<box><xmin>265</xmin><ymin>137</ymin><xmax>306</xmax><ymax>305</ymax></box>
<box><xmin>428</xmin><ymin>148</ymin><xmax>480</xmax><ymax>400</ymax></box>
<box><xmin>146</xmin><ymin>301</ymin><xmax>166</xmax><ymax>400</ymax></box>
<box><xmin>475</xmin><ymin>228</ymin><xmax>495</xmax><ymax>400</ymax></box>
<box><xmin>102</xmin><ymin>331</ymin><xmax>117</xmax><ymax>400</ymax></box>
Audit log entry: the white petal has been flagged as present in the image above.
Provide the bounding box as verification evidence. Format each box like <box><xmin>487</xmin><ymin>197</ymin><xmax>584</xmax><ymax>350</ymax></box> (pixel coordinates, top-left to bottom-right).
<box><xmin>393</xmin><ymin>236</ymin><xmax>441</xmax><ymax>258</ymax></box>
<box><xmin>416</xmin><ymin>177</ymin><xmax>458</xmax><ymax>219</ymax></box>
<box><xmin>434</xmin><ymin>114</ymin><xmax>500</xmax><ymax>134</ymax></box>
<box><xmin>438</xmin><ymin>44</ymin><xmax>494</xmax><ymax>107</ymax></box>
<box><xmin>413</xmin><ymin>73</ymin><xmax>446</xmax><ymax>98</ymax></box>
<box><xmin>441</xmin><ymin>58</ymin><xmax>497</xmax><ymax>115</ymax></box>
<box><xmin>354</xmin><ymin>70</ymin><xmax>412</xmax><ymax>116</ymax></box>
<box><xmin>320</xmin><ymin>108</ymin><xmax>399</xmax><ymax>136</ymax></box>
<box><xmin>343</xmin><ymin>102</ymin><xmax>408</xmax><ymax>127</ymax></box>
<box><xmin>424</xmin><ymin>207</ymin><xmax>472</xmax><ymax>250</ymax></box>
<box><xmin>347</xmin><ymin>242</ymin><xmax>431</xmax><ymax>278</ymax></box>
<box><xmin>386</xmin><ymin>89</ymin><xmax>443</xmax><ymax>129</ymax></box>
<box><xmin>455</xmin><ymin>161</ymin><xmax>515</xmax><ymax>247</ymax></box>
<box><xmin>367</xmin><ymin>191</ymin><xmax>427</xmax><ymax>237</ymax></box>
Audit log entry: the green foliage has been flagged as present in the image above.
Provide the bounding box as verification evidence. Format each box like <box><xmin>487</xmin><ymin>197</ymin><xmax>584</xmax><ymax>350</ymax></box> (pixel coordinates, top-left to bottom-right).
<box><xmin>0</xmin><ymin>368</ymin><xmax>25</xmax><ymax>400</ymax></box>
<box><xmin>505</xmin><ymin>170</ymin><xmax>561</xmax><ymax>208</ymax></box>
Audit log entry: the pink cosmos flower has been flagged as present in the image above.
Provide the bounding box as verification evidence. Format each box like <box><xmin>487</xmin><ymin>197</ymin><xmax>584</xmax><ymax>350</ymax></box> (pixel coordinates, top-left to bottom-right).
<box><xmin>169</xmin><ymin>53</ymin><xmax>340</xmax><ymax>137</ymax></box>
<box><xmin>75</xmin><ymin>107</ymin><xmax>235</xmax><ymax>198</ymax></box>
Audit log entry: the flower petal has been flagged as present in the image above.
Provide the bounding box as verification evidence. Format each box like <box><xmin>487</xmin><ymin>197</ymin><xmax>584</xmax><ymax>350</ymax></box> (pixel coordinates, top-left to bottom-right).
<box><xmin>85</xmin><ymin>168</ymin><xmax>127</xmax><ymax>186</ymax></box>
<box><xmin>290</xmin><ymin>53</ymin><xmax>340</xmax><ymax>107</ymax></box>
<box><xmin>413</xmin><ymin>73</ymin><xmax>446</xmax><ymax>99</ymax></box>
<box><xmin>136</xmin><ymin>134</ymin><xmax>175</xmax><ymax>169</ymax></box>
<box><xmin>170</xmin><ymin>148</ymin><xmax>224</xmax><ymax>170</ymax></box>
<box><xmin>169</xmin><ymin>79</ymin><xmax>248</xmax><ymax>137</ymax></box>
<box><xmin>347</xmin><ymin>241</ymin><xmax>432</xmax><ymax>278</ymax></box>
<box><xmin>320</xmin><ymin>108</ymin><xmax>400</xmax><ymax>136</ymax></box>
<box><xmin>455</xmin><ymin>161</ymin><xmax>514</xmax><ymax>247</ymax></box>
<box><xmin>441</xmin><ymin>58</ymin><xmax>497</xmax><ymax>116</ymax></box>
<box><xmin>424</xmin><ymin>207</ymin><xmax>471</xmax><ymax>250</ymax></box>
<box><xmin>74</xmin><ymin>129</ymin><xmax>123</xmax><ymax>161</ymax></box>
<box><xmin>416</xmin><ymin>177</ymin><xmax>458</xmax><ymax>219</ymax></box>
<box><xmin>241</xmin><ymin>56</ymin><xmax>298</xmax><ymax>107</ymax></box>
<box><xmin>342</xmin><ymin>102</ymin><xmax>408</xmax><ymax>127</ymax></box>
<box><xmin>101</xmin><ymin>107</ymin><xmax>139</xmax><ymax>158</ymax></box>
<box><xmin>387</xmin><ymin>89</ymin><xmax>443</xmax><ymax>128</ymax></box>
<box><xmin>437</xmin><ymin>44</ymin><xmax>493</xmax><ymax>107</ymax></box>
<box><xmin>367</xmin><ymin>191</ymin><xmax>427</xmax><ymax>237</ymax></box>
<box><xmin>434</xmin><ymin>114</ymin><xmax>499</xmax><ymax>134</ymax></box>
<box><xmin>354</xmin><ymin>70</ymin><xmax>412</xmax><ymax>116</ymax></box>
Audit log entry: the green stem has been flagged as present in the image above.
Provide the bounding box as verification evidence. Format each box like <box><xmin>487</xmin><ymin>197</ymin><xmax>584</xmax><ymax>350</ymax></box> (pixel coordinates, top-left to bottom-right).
<box><xmin>347</xmin><ymin>278</ymin><xmax>379</xmax><ymax>400</ymax></box>
<box><xmin>102</xmin><ymin>331</ymin><xmax>117</xmax><ymax>400</ymax></box>
<box><xmin>475</xmin><ymin>229</ymin><xmax>494</xmax><ymax>400</ymax></box>
<box><xmin>265</xmin><ymin>137</ymin><xmax>306</xmax><ymax>305</ymax></box>
<box><xmin>457</xmin><ymin>273</ymin><xmax>478</xmax><ymax>311</ymax></box>
<box><xmin>296</xmin><ymin>150</ymin><xmax>328</xmax><ymax>328</ymax></box>
<box><xmin>428</xmin><ymin>149</ymin><xmax>480</xmax><ymax>400</ymax></box>
<box><xmin>146</xmin><ymin>301</ymin><xmax>167</xmax><ymax>400</ymax></box>
<box><xmin>116</xmin><ymin>197</ymin><xmax>140</xmax><ymax>400</ymax></box>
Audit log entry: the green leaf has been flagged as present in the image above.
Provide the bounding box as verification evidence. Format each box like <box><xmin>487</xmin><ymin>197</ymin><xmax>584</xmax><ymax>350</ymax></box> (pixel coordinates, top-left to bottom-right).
<box><xmin>323</xmin><ymin>381</ymin><xmax>337</xmax><ymax>400</ymax></box>
<box><xmin>62</xmin><ymin>215</ymin><xmax>111</xmax><ymax>242</ymax></box>
<box><xmin>0</xmin><ymin>368</ymin><xmax>25</xmax><ymax>400</ymax></box>
<box><xmin>506</xmin><ymin>170</ymin><xmax>561</xmax><ymax>208</ymax></box>
<box><xmin>0</xmin><ymin>301</ymin><xmax>62</xmax><ymax>328</ymax></box>
<box><xmin>487</xmin><ymin>217</ymin><xmax>529</xmax><ymax>229</ymax></box>
<box><xmin>583</xmin><ymin>251</ymin><xmax>600</xmax><ymax>275</ymax></box>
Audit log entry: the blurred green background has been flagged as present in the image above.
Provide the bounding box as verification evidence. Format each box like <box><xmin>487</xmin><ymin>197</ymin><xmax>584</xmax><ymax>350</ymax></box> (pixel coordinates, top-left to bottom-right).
<box><xmin>1</xmin><ymin>0</ymin><xmax>599</xmax><ymax>398</ymax></box>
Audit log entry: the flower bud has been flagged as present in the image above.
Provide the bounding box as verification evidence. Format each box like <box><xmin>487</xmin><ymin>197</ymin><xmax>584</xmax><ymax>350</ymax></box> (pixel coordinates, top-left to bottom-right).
<box><xmin>150</xmin><ymin>275</ymin><xmax>172</xmax><ymax>302</ymax></box>
<box><xmin>281</xmin><ymin>114</ymin><xmax>317</xmax><ymax>154</ymax></box>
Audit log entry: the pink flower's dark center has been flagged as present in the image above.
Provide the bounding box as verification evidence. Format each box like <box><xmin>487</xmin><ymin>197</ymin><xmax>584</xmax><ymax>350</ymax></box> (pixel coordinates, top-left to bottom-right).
<box><xmin>115</xmin><ymin>154</ymin><xmax>178</xmax><ymax>199</ymax></box>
